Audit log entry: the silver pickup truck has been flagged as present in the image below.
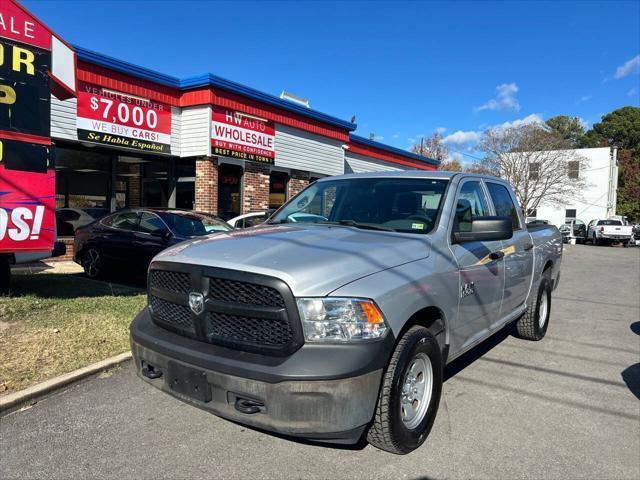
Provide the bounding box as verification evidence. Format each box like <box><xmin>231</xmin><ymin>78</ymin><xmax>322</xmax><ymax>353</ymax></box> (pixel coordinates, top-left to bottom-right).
<box><xmin>130</xmin><ymin>171</ymin><xmax>562</xmax><ymax>454</ymax></box>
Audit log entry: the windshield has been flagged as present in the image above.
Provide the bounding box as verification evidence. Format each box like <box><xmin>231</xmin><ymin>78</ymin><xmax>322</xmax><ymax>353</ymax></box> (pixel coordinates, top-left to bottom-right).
<box><xmin>162</xmin><ymin>212</ymin><xmax>232</xmax><ymax>236</ymax></box>
<box><xmin>270</xmin><ymin>177</ymin><xmax>449</xmax><ymax>234</ymax></box>
<box><xmin>597</xmin><ymin>220</ymin><xmax>622</xmax><ymax>226</ymax></box>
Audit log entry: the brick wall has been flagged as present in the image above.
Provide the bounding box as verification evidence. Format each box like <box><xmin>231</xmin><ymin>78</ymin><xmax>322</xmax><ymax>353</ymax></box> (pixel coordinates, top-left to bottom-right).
<box><xmin>47</xmin><ymin>238</ymin><xmax>75</xmax><ymax>262</ymax></box>
<box><xmin>243</xmin><ymin>162</ymin><xmax>270</xmax><ymax>213</ymax></box>
<box><xmin>195</xmin><ymin>157</ymin><xmax>218</xmax><ymax>214</ymax></box>
<box><xmin>288</xmin><ymin>169</ymin><xmax>309</xmax><ymax>199</ymax></box>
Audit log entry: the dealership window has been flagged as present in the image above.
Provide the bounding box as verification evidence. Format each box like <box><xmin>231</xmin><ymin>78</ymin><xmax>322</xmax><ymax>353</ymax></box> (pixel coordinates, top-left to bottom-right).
<box><xmin>55</xmin><ymin>146</ymin><xmax>111</xmax><ymax>211</ymax></box>
<box><xmin>269</xmin><ymin>171</ymin><xmax>288</xmax><ymax>209</ymax></box>
<box><xmin>565</xmin><ymin>209</ymin><xmax>577</xmax><ymax>221</ymax></box>
<box><xmin>529</xmin><ymin>163</ymin><xmax>540</xmax><ymax>180</ymax></box>
<box><xmin>567</xmin><ymin>161</ymin><xmax>580</xmax><ymax>180</ymax></box>
<box><xmin>176</xmin><ymin>158</ymin><xmax>195</xmax><ymax>210</ymax></box>
<box><xmin>217</xmin><ymin>163</ymin><xmax>243</xmax><ymax>220</ymax></box>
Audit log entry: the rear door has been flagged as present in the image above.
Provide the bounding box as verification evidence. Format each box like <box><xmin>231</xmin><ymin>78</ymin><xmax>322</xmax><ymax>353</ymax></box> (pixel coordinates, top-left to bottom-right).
<box><xmin>485</xmin><ymin>181</ymin><xmax>533</xmax><ymax>323</ymax></box>
<box><xmin>448</xmin><ymin>179</ymin><xmax>506</xmax><ymax>354</ymax></box>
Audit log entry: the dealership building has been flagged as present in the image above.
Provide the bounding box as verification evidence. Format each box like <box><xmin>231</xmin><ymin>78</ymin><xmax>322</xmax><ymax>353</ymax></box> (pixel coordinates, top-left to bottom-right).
<box><xmin>48</xmin><ymin>46</ymin><xmax>437</xmax><ymax>253</ymax></box>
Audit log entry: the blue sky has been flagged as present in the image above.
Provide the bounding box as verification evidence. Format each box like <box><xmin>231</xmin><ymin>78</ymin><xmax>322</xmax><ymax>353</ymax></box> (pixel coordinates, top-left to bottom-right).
<box><xmin>25</xmin><ymin>0</ymin><xmax>640</xmax><ymax>163</ymax></box>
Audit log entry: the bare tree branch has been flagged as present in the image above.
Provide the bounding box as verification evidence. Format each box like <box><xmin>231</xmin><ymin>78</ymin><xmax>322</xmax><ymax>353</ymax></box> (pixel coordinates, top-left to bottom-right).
<box><xmin>477</xmin><ymin>124</ymin><xmax>590</xmax><ymax>213</ymax></box>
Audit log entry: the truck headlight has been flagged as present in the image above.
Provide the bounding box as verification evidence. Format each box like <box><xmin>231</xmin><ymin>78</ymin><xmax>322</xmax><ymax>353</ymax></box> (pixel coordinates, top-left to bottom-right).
<box><xmin>296</xmin><ymin>298</ymin><xmax>388</xmax><ymax>342</ymax></box>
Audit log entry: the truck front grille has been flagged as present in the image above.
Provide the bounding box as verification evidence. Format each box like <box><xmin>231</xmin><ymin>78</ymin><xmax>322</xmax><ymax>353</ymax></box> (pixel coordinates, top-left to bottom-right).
<box><xmin>147</xmin><ymin>263</ymin><xmax>303</xmax><ymax>356</ymax></box>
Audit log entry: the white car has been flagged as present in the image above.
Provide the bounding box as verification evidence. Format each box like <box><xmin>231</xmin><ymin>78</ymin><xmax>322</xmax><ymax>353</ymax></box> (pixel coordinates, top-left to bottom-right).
<box><xmin>227</xmin><ymin>212</ymin><xmax>269</xmax><ymax>229</ymax></box>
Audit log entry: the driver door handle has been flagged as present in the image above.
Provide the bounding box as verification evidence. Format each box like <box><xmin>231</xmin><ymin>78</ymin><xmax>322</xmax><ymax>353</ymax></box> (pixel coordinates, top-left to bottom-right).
<box><xmin>489</xmin><ymin>251</ymin><xmax>505</xmax><ymax>260</ymax></box>
<box><xmin>523</xmin><ymin>243</ymin><xmax>534</xmax><ymax>251</ymax></box>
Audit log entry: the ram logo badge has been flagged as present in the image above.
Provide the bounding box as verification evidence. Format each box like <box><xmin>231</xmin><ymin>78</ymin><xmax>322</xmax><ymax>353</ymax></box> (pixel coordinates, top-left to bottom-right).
<box><xmin>461</xmin><ymin>282</ymin><xmax>475</xmax><ymax>298</ymax></box>
<box><xmin>189</xmin><ymin>292</ymin><xmax>204</xmax><ymax>315</ymax></box>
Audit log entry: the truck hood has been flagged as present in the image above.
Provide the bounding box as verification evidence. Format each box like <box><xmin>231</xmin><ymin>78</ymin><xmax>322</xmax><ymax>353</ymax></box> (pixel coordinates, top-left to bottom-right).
<box><xmin>153</xmin><ymin>224</ymin><xmax>431</xmax><ymax>296</ymax></box>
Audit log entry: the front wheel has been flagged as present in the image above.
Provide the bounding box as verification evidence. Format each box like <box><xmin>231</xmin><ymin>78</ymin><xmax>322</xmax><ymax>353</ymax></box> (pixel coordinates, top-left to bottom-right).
<box><xmin>367</xmin><ymin>325</ymin><xmax>443</xmax><ymax>454</ymax></box>
<box><xmin>82</xmin><ymin>247</ymin><xmax>103</xmax><ymax>278</ymax></box>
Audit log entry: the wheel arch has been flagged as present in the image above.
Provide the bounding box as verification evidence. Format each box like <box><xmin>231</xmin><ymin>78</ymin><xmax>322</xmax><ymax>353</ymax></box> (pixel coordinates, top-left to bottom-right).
<box><xmin>398</xmin><ymin>306</ymin><xmax>449</xmax><ymax>362</ymax></box>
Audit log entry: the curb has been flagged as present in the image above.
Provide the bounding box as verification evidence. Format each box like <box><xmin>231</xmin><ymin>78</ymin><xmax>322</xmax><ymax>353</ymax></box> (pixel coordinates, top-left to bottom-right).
<box><xmin>0</xmin><ymin>352</ymin><xmax>132</xmax><ymax>414</ymax></box>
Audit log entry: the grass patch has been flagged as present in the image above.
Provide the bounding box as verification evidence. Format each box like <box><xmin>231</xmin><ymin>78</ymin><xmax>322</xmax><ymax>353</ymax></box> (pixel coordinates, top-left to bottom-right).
<box><xmin>0</xmin><ymin>273</ymin><xmax>146</xmax><ymax>395</ymax></box>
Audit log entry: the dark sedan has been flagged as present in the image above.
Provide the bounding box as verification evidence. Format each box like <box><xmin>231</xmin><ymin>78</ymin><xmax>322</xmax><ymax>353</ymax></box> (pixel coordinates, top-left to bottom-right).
<box><xmin>73</xmin><ymin>209</ymin><xmax>232</xmax><ymax>278</ymax></box>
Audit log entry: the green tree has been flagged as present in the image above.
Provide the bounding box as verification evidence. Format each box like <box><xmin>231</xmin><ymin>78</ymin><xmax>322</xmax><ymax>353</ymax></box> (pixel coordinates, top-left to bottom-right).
<box><xmin>545</xmin><ymin>115</ymin><xmax>586</xmax><ymax>146</ymax></box>
<box><xmin>592</xmin><ymin>106</ymin><xmax>640</xmax><ymax>152</ymax></box>
<box><xmin>582</xmin><ymin>107</ymin><xmax>640</xmax><ymax>221</ymax></box>
<box><xmin>616</xmin><ymin>150</ymin><xmax>640</xmax><ymax>222</ymax></box>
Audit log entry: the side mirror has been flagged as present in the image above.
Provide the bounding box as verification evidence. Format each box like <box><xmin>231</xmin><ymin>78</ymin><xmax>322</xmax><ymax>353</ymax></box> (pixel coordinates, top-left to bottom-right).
<box><xmin>151</xmin><ymin>229</ymin><xmax>172</xmax><ymax>241</ymax></box>
<box><xmin>453</xmin><ymin>216</ymin><xmax>513</xmax><ymax>243</ymax></box>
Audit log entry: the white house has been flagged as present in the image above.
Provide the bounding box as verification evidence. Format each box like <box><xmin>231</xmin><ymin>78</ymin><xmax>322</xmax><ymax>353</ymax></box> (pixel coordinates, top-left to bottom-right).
<box><xmin>530</xmin><ymin>147</ymin><xmax>618</xmax><ymax>227</ymax></box>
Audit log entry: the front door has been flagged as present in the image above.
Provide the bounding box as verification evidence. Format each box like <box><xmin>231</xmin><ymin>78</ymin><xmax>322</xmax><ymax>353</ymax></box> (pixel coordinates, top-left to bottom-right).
<box><xmin>448</xmin><ymin>180</ymin><xmax>506</xmax><ymax>355</ymax></box>
<box><xmin>485</xmin><ymin>181</ymin><xmax>533</xmax><ymax>320</ymax></box>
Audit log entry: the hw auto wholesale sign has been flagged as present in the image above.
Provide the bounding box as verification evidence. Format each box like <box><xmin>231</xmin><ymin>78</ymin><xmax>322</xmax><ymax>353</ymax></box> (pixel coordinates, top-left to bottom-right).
<box><xmin>77</xmin><ymin>82</ymin><xmax>172</xmax><ymax>154</ymax></box>
<box><xmin>211</xmin><ymin>107</ymin><xmax>275</xmax><ymax>164</ymax></box>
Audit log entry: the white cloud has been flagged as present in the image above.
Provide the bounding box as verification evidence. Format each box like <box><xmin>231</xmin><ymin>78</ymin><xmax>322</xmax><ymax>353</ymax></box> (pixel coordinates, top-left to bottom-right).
<box><xmin>614</xmin><ymin>54</ymin><xmax>640</xmax><ymax>79</ymax></box>
<box><xmin>443</xmin><ymin>130</ymin><xmax>480</xmax><ymax>145</ymax></box>
<box><xmin>628</xmin><ymin>87</ymin><xmax>638</xmax><ymax>97</ymax></box>
<box><xmin>374</xmin><ymin>136</ymin><xmax>384</xmax><ymax>141</ymax></box>
<box><xmin>435</xmin><ymin>126</ymin><xmax>447</xmax><ymax>134</ymax></box>
<box><xmin>475</xmin><ymin>83</ymin><xmax>520</xmax><ymax>112</ymax></box>
<box><xmin>578</xmin><ymin>95</ymin><xmax>592</xmax><ymax>103</ymax></box>
<box><xmin>392</xmin><ymin>133</ymin><xmax>400</xmax><ymax>139</ymax></box>
<box><xmin>492</xmin><ymin>113</ymin><xmax>544</xmax><ymax>130</ymax></box>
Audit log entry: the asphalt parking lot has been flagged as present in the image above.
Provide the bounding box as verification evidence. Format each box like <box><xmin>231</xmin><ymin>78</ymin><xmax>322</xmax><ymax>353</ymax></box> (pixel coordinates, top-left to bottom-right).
<box><xmin>1</xmin><ymin>244</ymin><xmax>639</xmax><ymax>480</ymax></box>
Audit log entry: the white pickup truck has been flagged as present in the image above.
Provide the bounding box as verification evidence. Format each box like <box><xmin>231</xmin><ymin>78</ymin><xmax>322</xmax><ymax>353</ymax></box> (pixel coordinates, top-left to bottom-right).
<box><xmin>586</xmin><ymin>218</ymin><xmax>634</xmax><ymax>247</ymax></box>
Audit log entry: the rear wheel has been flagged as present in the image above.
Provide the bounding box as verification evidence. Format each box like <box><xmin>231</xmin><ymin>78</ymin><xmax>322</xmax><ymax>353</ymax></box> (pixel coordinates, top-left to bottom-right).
<box><xmin>367</xmin><ymin>325</ymin><xmax>442</xmax><ymax>454</ymax></box>
<box><xmin>515</xmin><ymin>272</ymin><xmax>551</xmax><ymax>341</ymax></box>
<box><xmin>82</xmin><ymin>247</ymin><xmax>103</xmax><ymax>278</ymax></box>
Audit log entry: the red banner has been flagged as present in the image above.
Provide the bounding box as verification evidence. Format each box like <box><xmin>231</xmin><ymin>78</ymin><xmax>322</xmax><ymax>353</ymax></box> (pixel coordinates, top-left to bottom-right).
<box><xmin>211</xmin><ymin>107</ymin><xmax>275</xmax><ymax>164</ymax></box>
<box><xmin>0</xmin><ymin>164</ymin><xmax>55</xmax><ymax>251</ymax></box>
<box><xmin>77</xmin><ymin>82</ymin><xmax>172</xmax><ymax>154</ymax></box>
<box><xmin>0</xmin><ymin>0</ymin><xmax>50</xmax><ymax>50</ymax></box>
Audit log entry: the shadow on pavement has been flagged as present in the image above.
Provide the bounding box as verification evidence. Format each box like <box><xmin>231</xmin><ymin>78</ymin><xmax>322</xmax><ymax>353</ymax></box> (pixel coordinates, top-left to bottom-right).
<box><xmin>444</xmin><ymin>327</ymin><xmax>511</xmax><ymax>382</ymax></box>
<box><xmin>621</xmin><ymin>364</ymin><xmax>640</xmax><ymax>400</ymax></box>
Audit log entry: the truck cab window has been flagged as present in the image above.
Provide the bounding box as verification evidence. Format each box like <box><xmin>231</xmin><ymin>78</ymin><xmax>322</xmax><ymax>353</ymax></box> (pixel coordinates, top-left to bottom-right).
<box><xmin>486</xmin><ymin>182</ymin><xmax>521</xmax><ymax>230</ymax></box>
<box><xmin>453</xmin><ymin>181</ymin><xmax>490</xmax><ymax>232</ymax></box>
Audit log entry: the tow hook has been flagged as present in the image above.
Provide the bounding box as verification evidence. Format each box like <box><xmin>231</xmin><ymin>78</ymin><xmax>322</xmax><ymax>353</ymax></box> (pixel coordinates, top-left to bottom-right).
<box><xmin>141</xmin><ymin>361</ymin><xmax>163</xmax><ymax>379</ymax></box>
<box><xmin>234</xmin><ymin>397</ymin><xmax>264</xmax><ymax>414</ymax></box>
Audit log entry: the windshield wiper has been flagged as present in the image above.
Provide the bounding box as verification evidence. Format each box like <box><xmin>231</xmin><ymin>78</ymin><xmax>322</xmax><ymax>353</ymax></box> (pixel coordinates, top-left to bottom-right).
<box><xmin>319</xmin><ymin>220</ymin><xmax>396</xmax><ymax>232</ymax></box>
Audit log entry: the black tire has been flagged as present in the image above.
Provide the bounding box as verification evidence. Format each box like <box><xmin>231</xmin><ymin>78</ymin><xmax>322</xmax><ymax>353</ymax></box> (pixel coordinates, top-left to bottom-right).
<box><xmin>515</xmin><ymin>271</ymin><xmax>552</xmax><ymax>341</ymax></box>
<box><xmin>367</xmin><ymin>325</ymin><xmax>443</xmax><ymax>454</ymax></box>
<box><xmin>82</xmin><ymin>247</ymin><xmax>103</xmax><ymax>279</ymax></box>
<box><xmin>623</xmin><ymin>241</ymin><xmax>629</xmax><ymax>248</ymax></box>
<box><xmin>0</xmin><ymin>255</ymin><xmax>10</xmax><ymax>295</ymax></box>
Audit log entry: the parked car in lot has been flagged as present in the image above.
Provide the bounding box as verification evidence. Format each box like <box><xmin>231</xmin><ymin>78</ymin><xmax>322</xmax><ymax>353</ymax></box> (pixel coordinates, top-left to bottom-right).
<box><xmin>559</xmin><ymin>219</ymin><xmax>587</xmax><ymax>243</ymax></box>
<box><xmin>586</xmin><ymin>218</ymin><xmax>633</xmax><ymax>247</ymax></box>
<box><xmin>56</xmin><ymin>207</ymin><xmax>109</xmax><ymax>237</ymax></box>
<box><xmin>130</xmin><ymin>171</ymin><xmax>562</xmax><ymax>454</ymax></box>
<box><xmin>74</xmin><ymin>209</ymin><xmax>232</xmax><ymax>278</ymax></box>
<box><xmin>227</xmin><ymin>211</ymin><xmax>269</xmax><ymax>229</ymax></box>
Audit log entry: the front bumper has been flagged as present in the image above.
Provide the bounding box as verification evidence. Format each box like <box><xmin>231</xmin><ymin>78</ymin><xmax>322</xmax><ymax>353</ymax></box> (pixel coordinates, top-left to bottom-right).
<box><xmin>130</xmin><ymin>308</ymin><xmax>391</xmax><ymax>443</ymax></box>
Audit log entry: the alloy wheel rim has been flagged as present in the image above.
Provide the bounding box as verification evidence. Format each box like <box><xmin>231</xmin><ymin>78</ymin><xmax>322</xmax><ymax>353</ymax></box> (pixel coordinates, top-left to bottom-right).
<box><xmin>400</xmin><ymin>352</ymin><xmax>433</xmax><ymax>429</ymax></box>
<box><xmin>85</xmin><ymin>249</ymin><xmax>100</xmax><ymax>277</ymax></box>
